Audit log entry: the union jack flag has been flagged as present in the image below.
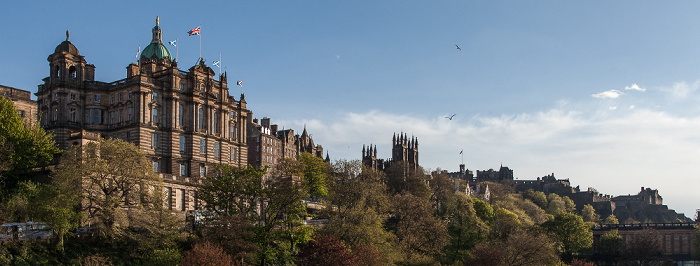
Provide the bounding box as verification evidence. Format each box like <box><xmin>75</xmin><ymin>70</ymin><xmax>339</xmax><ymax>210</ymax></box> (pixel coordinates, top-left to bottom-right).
<box><xmin>188</xmin><ymin>26</ymin><xmax>200</xmax><ymax>36</ymax></box>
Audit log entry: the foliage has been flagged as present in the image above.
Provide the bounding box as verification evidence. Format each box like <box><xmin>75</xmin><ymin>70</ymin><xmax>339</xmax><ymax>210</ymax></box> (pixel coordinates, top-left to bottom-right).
<box><xmin>388</xmin><ymin>192</ymin><xmax>448</xmax><ymax>261</ymax></box>
<box><xmin>141</xmin><ymin>248</ymin><xmax>183</xmax><ymax>266</ymax></box>
<box><xmin>181</xmin><ymin>242</ymin><xmax>235</xmax><ymax>266</ymax></box>
<box><xmin>324</xmin><ymin>162</ymin><xmax>398</xmax><ymax>262</ymax></box>
<box><xmin>52</xmin><ymin>138</ymin><xmax>161</xmax><ymax>238</ymax></box>
<box><xmin>385</xmin><ymin>162</ymin><xmax>431</xmax><ymax>199</ymax></box>
<box><xmin>198</xmin><ymin>163</ymin><xmax>311</xmax><ymax>264</ymax></box>
<box><xmin>604</xmin><ymin>214</ymin><xmax>619</xmax><ymax>224</ymax></box>
<box><xmin>546</xmin><ymin>193</ymin><xmax>567</xmax><ymax>215</ymax></box>
<box><xmin>442</xmin><ymin>193</ymin><xmax>490</xmax><ymax>263</ymax></box>
<box><xmin>297</xmin><ymin>234</ymin><xmax>357</xmax><ymax>266</ymax></box>
<box><xmin>542</xmin><ymin>212</ymin><xmax>593</xmax><ymax>257</ymax></box>
<box><xmin>429</xmin><ymin>170</ymin><xmax>454</xmax><ymax>215</ymax></box>
<box><xmin>581</xmin><ymin>204</ymin><xmax>600</xmax><ymax>223</ymax></box>
<box><xmin>597</xmin><ymin>229</ymin><xmax>623</xmax><ymax>263</ymax></box>
<box><xmin>0</xmin><ymin>96</ymin><xmax>59</xmax><ymax>189</ymax></box>
<box><xmin>523</xmin><ymin>189</ymin><xmax>548</xmax><ymax>209</ymax></box>
<box><xmin>624</xmin><ymin>229</ymin><xmax>663</xmax><ymax>263</ymax></box>
<box><xmin>491</xmin><ymin>207</ymin><xmax>521</xmax><ymax>239</ymax></box>
<box><xmin>297</xmin><ymin>152</ymin><xmax>331</xmax><ymax>198</ymax></box>
<box><xmin>468</xmin><ymin>229</ymin><xmax>560</xmax><ymax>265</ymax></box>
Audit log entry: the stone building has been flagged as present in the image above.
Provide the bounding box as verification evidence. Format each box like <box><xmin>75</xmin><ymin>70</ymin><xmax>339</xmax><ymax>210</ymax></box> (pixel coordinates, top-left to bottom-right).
<box><xmin>0</xmin><ymin>85</ymin><xmax>38</xmax><ymax>124</ymax></box>
<box><xmin>247</xmin><ymin>117</ymin><xmax>325</xmax><ymax>171</ymax></box>
<box><xmin>362</xmin><ymin>132</ymin><xmax>419</xmax><ymax>174</ymax></box>
<box><xmin>35</xmin><ymin>17</ymin><xmax>250</xmax><ymax>212</ymax></box>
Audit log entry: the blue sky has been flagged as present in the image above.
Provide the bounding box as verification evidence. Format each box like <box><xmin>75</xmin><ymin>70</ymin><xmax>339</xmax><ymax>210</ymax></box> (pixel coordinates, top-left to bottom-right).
<box><xmin>2</xmin><ymin>1</ymin><xmax>699</xmax><ymax>217</ymax></box>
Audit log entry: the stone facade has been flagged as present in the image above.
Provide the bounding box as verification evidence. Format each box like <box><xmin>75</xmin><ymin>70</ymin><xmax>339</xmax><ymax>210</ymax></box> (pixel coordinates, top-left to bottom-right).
<box><xmin>592</xmin><ymin>223</ymin><xmax>697</xmax><ymax>260</ymax></box>
<box><xmin>247</xmin><ymin>117</ymin><xmax>325</xmax><ymax>171</ymax></box>
<box><xmin>35</xmin><ymin>20</ymin><xmax>250</xmax><ymax>213</ymax></box>
<box><xmin>1</xmin><ymin>85</ymin><xmax>38</xmax><ymax>125</ymax></box>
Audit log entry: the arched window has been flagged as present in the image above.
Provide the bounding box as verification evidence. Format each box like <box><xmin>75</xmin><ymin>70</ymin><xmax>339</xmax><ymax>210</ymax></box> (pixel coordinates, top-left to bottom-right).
<box><xmin>52</xmin><ymin>65</ymin><xmax>60</xmax><ymax>79</ymax></box>
<box><xmin>68</xmin><ymin>66</ymin><xmax>77</xmax><ymax>79</ymax></box>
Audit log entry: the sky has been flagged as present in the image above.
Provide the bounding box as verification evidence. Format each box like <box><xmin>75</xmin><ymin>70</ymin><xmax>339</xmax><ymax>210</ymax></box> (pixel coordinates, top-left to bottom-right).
<box><xmin>1</xmin><ymin>1</ymin><xmax>699</xmax><ymax>218</ymax></box>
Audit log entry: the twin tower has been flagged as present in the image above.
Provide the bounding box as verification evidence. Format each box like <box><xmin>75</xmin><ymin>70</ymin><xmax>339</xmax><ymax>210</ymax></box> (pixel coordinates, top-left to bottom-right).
<box><xmin>362</xmin><ymin>132</ymin><xmax>419</xmax><ymax>174</ymax></box>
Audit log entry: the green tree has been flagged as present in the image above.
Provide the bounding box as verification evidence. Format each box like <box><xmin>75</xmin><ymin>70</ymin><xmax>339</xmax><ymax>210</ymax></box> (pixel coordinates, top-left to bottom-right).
<box><xmin>545</xmin><ymin>193</ymin><xmax>566</xmax><ymax>215</ymax></box>
<box><xmin>385</xmin><ymin>162</ymin><xmax>431</xmax><ymax>199</ymax></box>
<box><xmin>388</xmin><ymin>192</ymin><xmax>448</xmax><ymax>262</ymax></box>
<box><xmin>542</xmin><ymin>212</ymin><xmax>593</xmax><ymax>258</ymax></box>
<box><xmin>523</xmin><ymin>190</ymin><xmax>548</xmax><ymax>209</ymax></box>
<box><xmin>597</xmin><ymin>229</ymin><xmax>623</xmax><ymax>263</ymax></box>
<box><xmin>581</xmin><ymin>204</ymin><xmax>600</xmax><ymax>223</ymax></box>
<box><xmin>324</xmin><ymin>161</ymin><xmax>397</xmax><ymax>262</ymax></box>
<box><xmin>0</xmin><ymin>96</ymin><xmax>59</xmax><ymax>189</ymax></box>
<box><xmin>52</xmin><ymin>138</ymin><xmax>161</xmax><ymax>238</ymax></box>
<box><xmin>297</xmin><ymin>152</ymin><xmax>330</xmax><ymax>199</ymax></box>
<box><xmin>604</xmin><ymin>214</ymin><xmax>619</xmax><ymax>224</ymax></box>
<box><xmin>198</xmin><ymin>163</ymin><xmax>312</xmax><ymax>265</ymax></box>
<box><xmin>33</xmin><ymin>182</ymin><xmax>84</xmax><ymax>251</ymax></box>
<box><xmin>468</xmin><ymin>229</ymin><xmax>560</xmax><ymax>265</ymax></box>
<box><xmin>442</xmin><ymin>193</ymin><xmax>490</xmax><ymax>263</ymax></box>
<box><xmin>624</xmin><ymin>229</ymin><xmax>663</xmax><ymax>264</ymax></box>
<box><xmin>491</xmin><ymin>207</ymin><xmax>521</xmax><ymax>239</ymax></box>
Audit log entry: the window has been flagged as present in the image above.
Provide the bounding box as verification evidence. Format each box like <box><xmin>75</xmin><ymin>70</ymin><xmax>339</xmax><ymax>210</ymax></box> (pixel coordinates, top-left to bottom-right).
<box><xmin>89</xmin><ymin>109</ymin><xmax>100</xmax><ymax>124</ymax></box>
<box><xmin>200</xmin><ymin>164</ymin><xmax>206</xmax><ymax>177</ymax></box>
<box><xmin>152</xmin><ymin>108</ymin><xmax>158</xmax><ymax>123</ymax></box>
<box><xmin>230</xmin><ymin>125</ymin><xmax>235</xmax><ymax>138</ymax></box>
<box><xmin>152</xmin><ymin>92</ymin><xmax>158</xmax><ymax>102</ymax></box>
<box><xmin>69</xmin><ymin>66</ymin><xmax>77</xmax><ymax>79</ymax></box>
<box><xmin>200</xmin><ymin>139</ymin><xmax>206</xmax><ymax>154</ymax></box>
<box><xmin>180</xmin><ymin>189</ymin><xmax>186</xmax><ymax>211</ymax></box>
<box><xmin>166</xmin><ymin>187</ymin><xmax>172</xmax><ymax>209</ymax></box>
<box><xmin>70</xmin><ymin>94</ymin><xmax>76</xmax><ymax>101</ymax></box>
<box><xmin>230</xmin><ymin>111</ymin><xmax>235</xmax><ymax>119</ymax></box>
<box><xmin>180</xmin><ymin>163</ymin><xmax>187</xmax><ymax>176</ymax></box>
<box><xmin>109</xmin><ymin>111</ymin><xmax>114</xmax><ymax>124</ymax></box>
<box><xmin>153</xmin><ymin>161</ymin><xmax>160</xmax><ymax>173</ymax></box>
<box><xmin>178</xmin><ymin>104</ymin><xmax>184</xmax><ymax>126</ymax></box>
<box><xmin>118</xmin><ymin>110</ymin><xmax>123</xmax><ymax>123</ymax></box>
<box><xmin>128</xmin><ymin>108</ymin><xmax>133</xmax><ymax>121</ymax></box>
<box><xmin>128</xmin><ymin>91</ymin><xmax>132</xmax><ymax>100</ymax></box>
<box><xmin>179</xmin><ymin>135</ymin><xmax>186</xmax><ymax>151</ymax></box>
<box><xmin>198</xmin><ymin>108</ymin><xmax>204</xmax><ymax>129</ymax></box>
<box><xmin>52</xmin><ymin>108</ymin><xmax>58</xmax><ymax>121</ymax></box>
<box><xmin>94</xmin><ymin>94</ymin><xmax>100</xmax><ymax>103</ymax></box>
<box><xmin>180</xmin><ymin>83</ymin><xmax>184</xmax><ymax>91</ymax></box>
<box><xmin>119</xmin><ymin>93</ymin><xmax>123</xmax><ymax>103</ymax></box>
<box><xmin>110</xmin><ymin>95</ymin><xmax>114</xmax><ymax>104</ymax></box>
<box><xmin>214</xmin><ymin>142</ymin><xmax>220</xmax><ymax>157</ymax></box>
<box><xmin>19</xmin><ymin>110</ymin><xmax>25</xmax><ymax>118</ymax></box>
<box><xmin>213</xmin><ymin>113</ymin><xmax>218</xmax><ymax>133</ymax></box>
<box><xmin>152</xmin><ymin>133</ymin><xmax>158</xmax><ymax>147</ymax></box>
<box><xmin>231</xmin><ymin>147</ymin><xmax>236</xmax><ymax>161</ymax></box>
<box><xmin>214</xmin><ymin>93</ymin><xmax>218</xmax><ymax>99</ymax></box>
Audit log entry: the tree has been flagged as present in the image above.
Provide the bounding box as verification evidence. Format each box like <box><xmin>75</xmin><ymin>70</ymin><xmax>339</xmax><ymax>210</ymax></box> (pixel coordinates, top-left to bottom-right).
<box><xmin>181</xmin><ymin>242</ymin><xmax>235</xmax><ymax>266</ymax></box>
<box><xmin>597</xmin><ymin>229</ymin><xmax>623</xmax><ymax>263</ymax></box>
<box><xmin>545</xmin><ymin>193</ymin><xmax>567</xmax><ymax>215</ymax></box>
<box><xmin>324</xmin><ymin>161</ymin><xmax>397</xmax><ymax>262</ymax></box>
<box><xmin>297</xmin><ymin>234</ymin><xmax>357</xmax><ymax>266</ymax></box>
<box><xmin>604</xmin><ymin>214</ymin><xmax>619</xmax><ymax>224</ymax></box>
<box><xmin>467</xmin><ymin>229</ymin><xmax>560</xmax><ymax>266</ymax></box>
<box><xmin>385</xmin><ymin>162</ymin><xmax>430</xmax><ymax>199</ymax></box>
<box><xmin>52</xmin><ymin>138</ymin><xmax>161</xmax><ymax>238</ymax></box>
<box><xmin>624</xmin><ymin>229</ymin><xmax>663</xmax><ymax>264</ymax></box>
<box><xmin>0</xmin><ymin>96</ymin><xmax>59</xmax><ymax>189</ymax></box>
<box><xmin>542</xmin><ymin>212</ymin><xmax>593</xmax><ymax>258</ymax></box>
<box><xmin>442</xmin><ymin>194</ymin><xmax>490</xmax><ymax>263</ymax></box>
<box><xmin>581</xmin><ymin>204</ymin><xmax>600</xmax><ymax>223</ymax></box>
<box><xmin>388</xmin><ymin>192</ymin><xmax>448</xmax><ymax>261</ymax></box>
<box><xmin>198</xmin><ymin>163</ymin><xmax>311</xmax><ymax>265</ymax></box>
<box><xmin>429</xmin><ymin>169</ymin><xmax>454</xmax><ymax>215</ymax></box>
<box><xmin>297</xmin><ymin>152</ymin><xmax>330</xmax><ymax>199</ymax></box>
<box><xmin>523</xmin><ymin>190</ymin><xmax>548</xmax><ymax>209</ymax></box>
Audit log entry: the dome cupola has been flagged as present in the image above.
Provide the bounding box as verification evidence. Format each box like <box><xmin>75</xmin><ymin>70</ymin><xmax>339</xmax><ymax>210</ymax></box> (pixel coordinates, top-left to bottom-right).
<box><xmin>140</xmin><ymin>16</ymin><xmax>173</xmax><ymax>61</ymax></box>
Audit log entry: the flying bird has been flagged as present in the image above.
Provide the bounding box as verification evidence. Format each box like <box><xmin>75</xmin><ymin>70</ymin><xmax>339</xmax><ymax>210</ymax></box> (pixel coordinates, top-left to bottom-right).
<box><xmin>455</xmin><ymin>44</ymin><xmax>461</xmax><ymax>51</ymax></box>
<box><xmin>445</xmin><ymin>114</ymin><xmax>456</xmax><ymax>120</ymax></box>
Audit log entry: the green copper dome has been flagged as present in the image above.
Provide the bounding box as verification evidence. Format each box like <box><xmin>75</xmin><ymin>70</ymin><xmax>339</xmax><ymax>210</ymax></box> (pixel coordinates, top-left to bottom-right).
<box><xmin>141</xmin><ymin>42</ymin><xmax>172</xmax><ymax>61</ymax></box>
<box><xmin>140</xmin><ymin>17</ymin><xmax>173</xmax><ymax>61</ymax></box>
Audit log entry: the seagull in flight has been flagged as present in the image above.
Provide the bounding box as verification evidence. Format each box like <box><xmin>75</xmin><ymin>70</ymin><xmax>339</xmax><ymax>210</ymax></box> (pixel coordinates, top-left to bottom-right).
<box><xmin>445</xmin><ymin>114</ymin><xmax>456</xmax><ymax>120</ymax></box>
<box><xmin>455</xmin><ymin>44</ymin><xmax>461</xmax><ymax>51</ymax></box>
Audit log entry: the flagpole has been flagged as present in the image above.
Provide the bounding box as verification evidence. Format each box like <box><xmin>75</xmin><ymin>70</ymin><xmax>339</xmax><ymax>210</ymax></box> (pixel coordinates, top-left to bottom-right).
<box><xmin>219</xmin><ymin>52</ymin><xmax>221</xmax><ymax>77</ymax></box>
<box><xmin>199</xmin><ymin>25</ymin><xmax>202</xmax><ymax>61</ymax></box>
<box><xmin>176</xmin><ymin>38</ymin><xmax>178</xmax><ymax>63</ymax></box>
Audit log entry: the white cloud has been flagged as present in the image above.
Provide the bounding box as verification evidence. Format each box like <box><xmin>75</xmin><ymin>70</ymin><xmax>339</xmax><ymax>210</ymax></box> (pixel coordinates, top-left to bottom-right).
<box><xmin>609</xmin><ymin>106</ymin><xmax>617</xmax><ymax>110</ymax></box>
<box><xmin>629</xmin><ymin>105</ymin><xmax>635</xmax><ymax>110</ymax></box>
<box><xmin>662</xmin><ymin>81</ymin><xmax>700</xmax><ymax>100</ymax></box>
<box><xmin>624</xmin><ymin>83</ymin><xmax>646</xmax><ymax>92</ymax></box>
<box><xmin>592</xmin><ymin>90</ymin><xmax>623</xmax><ymax>99</ymax></box>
